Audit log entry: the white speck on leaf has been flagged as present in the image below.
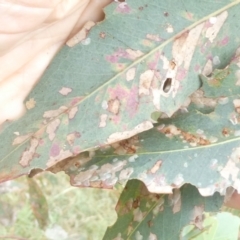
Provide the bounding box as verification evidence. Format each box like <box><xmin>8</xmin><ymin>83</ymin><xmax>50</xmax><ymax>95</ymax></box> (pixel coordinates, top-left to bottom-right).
<box><xmin>213</xmin><ymin>56</ymin><xmax>220</xmax><ymax>65</ymax></box>
<box><xmin>205</xmin><ymin>11</ymin><xmax>228</xmax><ymax>43</ymax></box>
<box><xmin>148</xmin><ymin>233</ymin><xmax>157</xmax><ymax>240</ymax></box>
<box><xmin>135</xmin><ymin>231</ymin><xmax>143</xmax><ymax>240</ymax></box>
<box><xmin>209</xmin><ymin>136</ymin><xmax>218</xmax><ymax>143</ymax></box>
<box><xmin>218</xmin><ymin>97</ymin><xmax>229</xmax><ymax>105</ymax></box>
<box><xmin>59</xmin><ymin>87</ymin><xmax>72</xmax><ymax>96</ymax></box>
<box><xmin>166</xmin><ymin>24</ymin><xmax>174</xmax><ymax>33</ymax></box>
<box><xmin>81</xmin><ymin>37</ymin><xmax>91</xmax><ymax>45</ymax></box>
<box><xmin>119</xmin><ymin>167</ymin><xmax>134</xmax><ymax>181</ymax></box>
<box><xmin>234</xmin><ymin>130</ymin><xmax>240</xmax><ymax>137</ymax></box>
<box><xmin>12</xmin><ymin>133</ymin><xmax>32</xmax><ymax>146</ymax></box>
<box><xmin>209</xmin><ymin>17</ymin><xmax>217</xmax><ymax>24</ymax></box>
<box><xmin>99</xmin><ymin>114</ymin><xmax>108</xmax><ymax>128</ymax></box>
<box><xmin>101</xmin><ymin>100</ymin><xmax>108</xmax><ymax>109</ymax></box>
<box><xmin>126</xmin><ymin>68</ymin><xmax>136</xmax><ymax>81</ymax></box>
<box><xmin>184</xmin><ymin>162</ymin><xmax>188</xmax><ymax>168</ymax></box>
<box><xmin>14</xmin><ymin>132</ymin><xmax>20</xmax><ymax>136</ymax></box>
<box><xmin>173</xmin><ymin>174</ymin><xmax>184</xmax><ymax>187</ymax></box>
<box><xmin>66</xmin><ymin>21</ymin><xmax>95</xmax><ymax>47</ymax></box>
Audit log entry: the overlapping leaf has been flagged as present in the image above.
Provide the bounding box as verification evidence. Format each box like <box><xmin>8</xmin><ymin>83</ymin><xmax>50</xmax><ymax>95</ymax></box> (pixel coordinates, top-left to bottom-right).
<box><xmin>103</xmin><ymin>180</ymin><xmax>224</xmax><ymax>240</ymax></box>
<box><xmin>61</xmin><ymin>53</ymin><xmax>240</xmax><ymax>196</ymax></box>
<box><xmin>1</xmin><ymin>0</ymin><xmax>240</xmax><ymax>183</ymax></box>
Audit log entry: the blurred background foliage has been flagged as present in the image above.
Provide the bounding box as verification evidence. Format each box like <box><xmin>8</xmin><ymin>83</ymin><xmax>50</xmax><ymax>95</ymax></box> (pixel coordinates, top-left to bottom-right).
<box><xmin>0</xmin><ymin>172</ymin><xmax>119</xmax><ymax>240</ymax></box>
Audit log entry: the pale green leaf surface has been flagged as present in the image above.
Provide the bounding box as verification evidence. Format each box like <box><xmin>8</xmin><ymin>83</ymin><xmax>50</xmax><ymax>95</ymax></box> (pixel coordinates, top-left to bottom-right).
<box><xmin>64</xmin><ymin>56</ymin><xmax>240</xmax><ymax>196</ymax></box>
<box><xmin>103</xmin><ymin>180</ymin><xmax>223</xmax><ymax>240</ymax></box>
<box><xmin>1</xmin><ymin>0</ymin><xmax>240</xmax><ymax>183</ymax></box>
<box><xmin>180</xmin><ymin>212</ymin><xmax>240</xmax><ymax>240</ymax></box>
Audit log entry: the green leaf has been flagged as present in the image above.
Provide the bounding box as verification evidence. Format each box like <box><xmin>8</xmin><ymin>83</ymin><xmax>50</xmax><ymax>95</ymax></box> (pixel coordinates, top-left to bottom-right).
<box><xmin>180</xmin><ymin>212</ymin><xmax>240</xmax><ymax>240</ymax></box>
<box><xmin>62</xmin><ymin>55</ymin><xmax>240</xmax><ymax>196</ymax></box>
<box><xmin>1</xmin><ymin>0</ymin><xmax>240</xmax><ymax>183</ymax></box>
<box><xmin>103</xmin><ymin>180</ymin><xmax>223</xmax><ymax>240</ymax></box>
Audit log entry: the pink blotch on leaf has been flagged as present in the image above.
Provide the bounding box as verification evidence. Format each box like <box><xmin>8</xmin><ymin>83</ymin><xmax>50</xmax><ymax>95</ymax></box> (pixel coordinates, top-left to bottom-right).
<box><xmin>71</xmin><ymin>97</ymin><xmax>83</xmax><ymax>106</ymax></box>
<box><xmin>219</xmin><ymin>36</ymin><xmax>229</xmax><ymax>46</ymax></box>
<box><xmin>204</xmin><ymin>21</ymin><xmax>212</xmax><ymax>28</ymax></box>
<box><xmin>39</xmin><ymin>139</ymin><xmax>44</xmax><ymax>146</ymax></box>
<box><xmin>108</xmin><ymin>85</ymin><xmax>139</xmax><ymax>118</ymax></box>
<box><xmin>148</xmin><ymin>52</ymin><xmax>161</xmax><ymax>70</ymax></box>
<box><xmin>73</xmin><ymin>146</ymin><xmax>81</xmax><ymax>155</ymax></box>
<box><xmin>176</xmin><ymin>68</ymin><xmax>187</xmax><ymax>81</ymax></box>
<box><xmin>50</xmin><ymin>143</ymin><xmax>60</xmax><ymax>157</ymax></box>
<box><xmin>111</xmin><ymin>115</ymin><xmax>121</xmax><ymax>125</ymax></box>
<box><xmin>194</xmin><ymin>64</ymin><xmax>201</xmax><ymax>72</ymax></box>
<box><xmin>116</xmin><ymin>3</ymin><xmax>131</xmax><ymax>14</ymax></box>
<box><xmin>126</xmin><ymin>86</ymin><xmax>139</xmax><ymax>118</ymax></box>
<box><xmin>108</xmin><ymin>85</ymin><xmax>128</xmax><ymax>99</ymax></box>
<box><xmin>106</xmin><ymin>49</ymin><xmax>129</xmax><ymax>63</ymax></box>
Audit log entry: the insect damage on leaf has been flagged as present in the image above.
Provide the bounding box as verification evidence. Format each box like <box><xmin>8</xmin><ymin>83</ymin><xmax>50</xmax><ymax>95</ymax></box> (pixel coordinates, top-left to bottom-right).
<box><xmin>191</xmin><ymin>205</ymin><xmax>204</xmax><ymax>229</ymax></box>
<box><xmin>46</xmin><ymin>119</ymin><xmax>60</xmax><ymax>141</ymax></box>
<box><xmin>66</xmin><ymin>21</ymin><xmax>95</xmax><ymax>47</ymax></box>
<box><xmin>58</xmin><ymin>87</ymin><xmax>72</xmax><ymax>96</ymax></box>
<box><xmin>25</xmin><ymin>98</ymin><xmax>36</xmax><ymax>110</ymax></box>
<box><xmin>205</xmin><ymin>11</ymin><xmax>228</xmax><ymax>43</ymax></box>
<box><xmin>168</xmin><ymin>188</ymin><xmax>181</xmax><ymax>213</ymax></box>
<box><xmin>139</xmin><ymin>70</ymin><xmax>154</xmax><ymax>96</ymax></box>
<box><xmin>106</xmin><ymin>121</ymin><xmax>153</xmax><ymax>144</ymax></box>
<box><xmin>12</xmin><ymin>133</ymin><xmax>33</xmax><ymax>146</ymax></box>
<box><xmin>19</xmin><ymin>138</ymin><xmax>39</xmax><ymax>167</ymax></box>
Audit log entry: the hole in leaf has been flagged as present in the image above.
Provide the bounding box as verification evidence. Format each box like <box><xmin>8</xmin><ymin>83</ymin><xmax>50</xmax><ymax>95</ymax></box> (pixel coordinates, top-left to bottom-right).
<box><xmin>163</xmin><ymin>78</ymin><xmax>172</xmax><ymax>93</ymax></box>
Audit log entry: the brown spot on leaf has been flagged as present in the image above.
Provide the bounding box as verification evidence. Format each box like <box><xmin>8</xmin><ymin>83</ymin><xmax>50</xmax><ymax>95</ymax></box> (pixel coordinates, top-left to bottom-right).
<box><xmin>191</xmin><ymin>205</ymin><xmax>204</xmax><ymax>229</ymax></box>
<box><xmin>132</xmin><ymin>198</ymin><xmax>140</xmax><ymax>209</ymax></box>
<box><xmin>181</xmin><ymin>131</ymin><xmax>210</xmax><ymax>146</ymax></box>
<box><xmin>111</xmin><ymin>135</ymin><xmax>139</xmax><ymax>154</ymax></box>
<box><xmin>108</xmin><ymin>98</ymin><xmax>120</xmax><ymax>115</ymax></box>
<box><xmin>222</xmin><ymin>127</ymin><xmax>231</xmax><ymax>137</ymax></box>
<box><xmin>148</xmin><ymin>220</ymin><xmax>153</xmax><ymax>228</ymax></box>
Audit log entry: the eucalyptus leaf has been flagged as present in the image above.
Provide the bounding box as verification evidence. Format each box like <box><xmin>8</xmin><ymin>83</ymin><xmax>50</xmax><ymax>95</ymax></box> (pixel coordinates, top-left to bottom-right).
<box><xmin>103</xmin><ymin>180</ymin><xmax>223</xmax><ymax>240</ymax></box>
